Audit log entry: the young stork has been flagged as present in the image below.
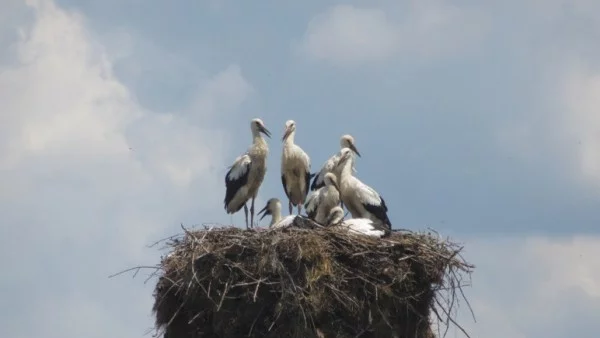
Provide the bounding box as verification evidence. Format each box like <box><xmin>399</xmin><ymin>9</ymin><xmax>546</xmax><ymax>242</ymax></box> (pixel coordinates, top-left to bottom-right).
<box><xmin>257</xmin><ymin>198</ymin><xmax>300</xmax><ymax>229</ymax></box>
<box><xmin>310</xmin><ymin>134</ymin><xmax>361</xmax><ymax>191</ymax></box>
<box><xmin>304</xmin><ymin>172</ymin><xmax>341</xmax><ymax>225</ymax></box>
<box><xmin>335</xmin><ymin>147</ymin><xmax>392</xmax><ymax>230</ymax></box>
<box><xmin>224</xmin><ymin>118</ymin><xmax>272</xmax><ymax>229</ymax></box>
<box><xmin>326</xmin><ymin>206</ymin><xmax>387</xmax><ymax>238</ymax></box>
<box><xmin>281</xmin><ymin>120</ymin><xmax>312</xmax><ymax>215</ymax></box>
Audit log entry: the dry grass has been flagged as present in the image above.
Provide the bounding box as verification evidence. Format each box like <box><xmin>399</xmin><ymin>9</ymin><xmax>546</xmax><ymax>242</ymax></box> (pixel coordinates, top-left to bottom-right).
<box><xmin>119</xmin><ymin>222</ymin><xmax>474</xmax><ymax>338</ymax></box>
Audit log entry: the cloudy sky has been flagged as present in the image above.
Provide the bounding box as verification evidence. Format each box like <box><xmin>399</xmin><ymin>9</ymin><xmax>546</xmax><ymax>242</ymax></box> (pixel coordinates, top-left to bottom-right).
<box><xmin>1</xmin><ymin>0</ymin><xmax>599</xmax><ymax>337</ymax></box>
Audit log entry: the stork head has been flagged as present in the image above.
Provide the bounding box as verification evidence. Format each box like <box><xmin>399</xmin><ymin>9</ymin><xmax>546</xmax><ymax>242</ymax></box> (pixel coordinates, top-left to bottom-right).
<box><xmin>282</xmin><ymin>120</ymin><xmax>296</xmax><ymax>142</ymax></box>
<box><xmin>335</xmin><ymin>147</ymin><xmax>354</xmax><ymax>169</ymax></box>
<box><xmin>251</xmin><ymin>118</ymin><xmax>271</xmax><ymax>138</ymax></box>
<box><xmin>323</xmin><ymin>172</ymin><xmax>340</xmax><ymax>192</ymax></box>
<box><xmin>258</xmin><ymin>198</ymin><xmax>281</xmax><ymax>220</ymax></box>
<box><xmin>326</xmin><ymin>206</ymin><xmax>344</xmax><ymax>225</ymax></box>
<box><xmin>340</xmin><ymin>134</ymin><xmax>361</xmax><ymax>157</ymax></box>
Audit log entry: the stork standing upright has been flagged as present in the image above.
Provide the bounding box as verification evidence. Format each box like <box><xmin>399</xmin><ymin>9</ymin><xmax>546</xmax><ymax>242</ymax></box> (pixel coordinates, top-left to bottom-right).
<box><xmin>224</xmin><ymin>118</ymin><xmax>272</xmax><ymax>229</ymax></box>
<box><xmin>335</xmin><ymin>147</ymin><xmax>392</xmax><ymax>230</ymax></box>
<box><xmin>311</xmin><ymin>134</ymin><xmax>361</xmax><ymax>191</ymax></box>
<box><xmin>257</xmin><ymin>198</ymin><xmax>297</xmax><ymax>229</ymax></box>
<box><xmin>326</xmin><ymin>206</ymin><xmax>387</xmax><ymax>238</ymax></box>
<box><xmin>281</xmin><ymin>120</ymin><xmax>312</xmax><ymax>215</ymax></box>
<box><xmin>304</xmin><ymin>172</ymin><xmax>341</xmax><ymax>225</ymax></box>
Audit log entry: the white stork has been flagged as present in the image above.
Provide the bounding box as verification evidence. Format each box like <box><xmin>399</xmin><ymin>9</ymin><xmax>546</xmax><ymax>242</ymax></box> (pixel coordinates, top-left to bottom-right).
<box><xmin>326</xmin><ymin>206</ymin><xmax>387</xmax><ymax>238</ymax></box>
<box><xmin>310</xmin><ymin>134</ymin><xmax>361</xmax><ymax>191</ymax></box>
<box><xmin>335</xmin><ymin>147</ymin><xmax>392</xmax><ymax>230</ymax></box>
<box><xmin>224</xmin><ymin>118</ymin><xmax>272</xmax><ymax>229</ymax></box>
<box><xmin>304</xmin><ymin>172</ymin><xmax>341</xmax><ymax>225</ymax></box>
<box><xmin>281</xmin><ymin>120</ymin><xmax>312</xmax><ymax>215</ymax></box>
<box><xmin>257</xmin><ymin>198</ymin><xmax>299</xmax><ymax>229</ymax></box>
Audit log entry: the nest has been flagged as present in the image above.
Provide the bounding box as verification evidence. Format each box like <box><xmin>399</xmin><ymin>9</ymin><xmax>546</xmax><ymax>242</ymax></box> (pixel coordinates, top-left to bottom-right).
<box><xmin>147</xmin><ymin>224</ymin><xmax>473</xmax><ymax>338</ymax></box>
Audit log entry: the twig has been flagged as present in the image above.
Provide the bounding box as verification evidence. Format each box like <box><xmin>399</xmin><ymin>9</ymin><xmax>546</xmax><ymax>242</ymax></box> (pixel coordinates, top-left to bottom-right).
<box><xmin>108</xmin><ymin>266</ymin><xmax>159</xmax><ymax>279</ymax></box>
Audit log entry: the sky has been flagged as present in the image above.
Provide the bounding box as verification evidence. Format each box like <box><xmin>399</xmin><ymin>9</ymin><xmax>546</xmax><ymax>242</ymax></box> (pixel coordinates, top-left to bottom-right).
<box><xmin>0</xmin><ymin>0</ymin><xmax>599</xmax><ymax>337</ymax></box>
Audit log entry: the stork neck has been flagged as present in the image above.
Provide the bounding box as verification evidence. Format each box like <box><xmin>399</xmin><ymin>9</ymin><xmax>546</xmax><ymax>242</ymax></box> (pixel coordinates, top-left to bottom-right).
<box><xmin>329</xmin><ymin>213</ymin><xmax>343</xmax><ymax>225</ymax></box>
<box><xmin>253</xmin><ymin>133</ymin><xmax>267</xmax><ymax>147</ymax></box>
<box><xmin>270</xmin><ymin>206</ymin><xmax>282</xmax><ymax>226</ymax></box>
<box><xmin>340</xmin><ymin>158</ymin><xmax>353</xmax><ymax>177</ymax></box>
<box><xmin>284</xmin><ymin>131</ymin><xmax>296</xmax><ymax>145</ymax></box>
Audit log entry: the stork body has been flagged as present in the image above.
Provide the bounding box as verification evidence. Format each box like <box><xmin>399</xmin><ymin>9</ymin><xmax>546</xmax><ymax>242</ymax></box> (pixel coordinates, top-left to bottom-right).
<box><xmin>311</xmin><ymin>134</ymin><xmax>361</xmax><ymax>191</ymax></box>
<box><xmin>335</xmin><ymin>148</ymin><xmax>392</xmax><ymax>229</ymax></box>
<box><xmin>224</xmin><ymin>118</ymin><xmax>272</xmax><ymax>229</ymax></box>
<box><xmin>281</xmin><ymin>120</ymin><xmax>312</xmax><ymax>215</ymax></box>
<box><xmin>304</xmin><ymin>172</ymin><xmax>341</xmax><ymax>225</ymax></box>
<box><xmin>326</xmin><ymin>206</ymin><xmax>387</xmax><ymax>238</ymax></box>
<box><xmin>258</xmin><ymin>198</ymin><xmax>300</xmax><ymax>229</ymax></box>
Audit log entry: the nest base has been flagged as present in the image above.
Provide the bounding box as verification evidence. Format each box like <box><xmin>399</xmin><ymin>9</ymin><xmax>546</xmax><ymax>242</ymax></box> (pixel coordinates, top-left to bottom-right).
<box><xmin>151</xmin><ymin>225</ymin><xmax>473</xmax><ymax>338</ymax></box>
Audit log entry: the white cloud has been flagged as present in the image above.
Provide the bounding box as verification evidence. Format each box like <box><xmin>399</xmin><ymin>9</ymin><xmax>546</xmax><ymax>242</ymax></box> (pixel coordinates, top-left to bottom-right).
<box><xmin>457</xmin><ymin>236</ymin><xmax>600</xmax><ymax>338</ymax></box>
<box><xmin>300</xmin><ymin>5</ymin><xmax>398</xmax><ymax>66</ymax></box>
<box><xmin>489</xmin><ymin>0</ymin><xmax>600</xmax><ymax>190</ymax></box>
<box><xmin>298</xmin><ymin>1</ymin><xmax>488</xmax><ymax>67</ymax></box>
<box><xmin>0</xmin><ymin>0</ymin><xmax>253</xmax><ymax>337</ymax></box>
<box><xmin>562</xmin><ymin>64</ymin><xmax>600</xmax><ymax>185</ymax></box>
<box><xmin>494</xmin><ymin>59</ymin><xmax>600</xmax><ymax>189</ymax></box>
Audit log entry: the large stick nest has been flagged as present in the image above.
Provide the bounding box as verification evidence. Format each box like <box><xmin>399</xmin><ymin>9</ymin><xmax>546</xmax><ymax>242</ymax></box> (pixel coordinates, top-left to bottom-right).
<box><xmin>149</xmin><ymin>224</ymin><xmax>474</xmax><ymax>338</ymax></box>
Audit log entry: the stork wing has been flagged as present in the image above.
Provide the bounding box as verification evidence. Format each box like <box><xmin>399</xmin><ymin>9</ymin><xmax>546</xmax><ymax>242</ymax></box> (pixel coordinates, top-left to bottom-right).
<box><xmin>299</xmin><ymin>149</ymin><xmax>313</xmax><ymax>199</ymax></box>
<box><xmin>224</xmin><ymin>154</ymin><xmax>252</xmax><ymax>208</ymax></box>
<box><xmin>300</xmin><ymin>148</ymin><xmax>311</xmax><ymax>170</ymax></box>
<box><xmin>354</xmin><ymin>179</ymin><xmax>383</xmax><ymax>207</ymax></box>
<box><xmin>273</xmin><ymin>215</ymin><xmax>296</xmax><ymax>229</ymax></box>
<box><xmin>344</xmin><ymin>219</ymin><xmax>385</xmax><ymax>238</ymax></box>
<box><xmin>304</xmin><ymin>189</ymin><xmax>321</xmax><ymax>220</ymax></box>
<box><xmin>354</xmin><ymin>178</ymin><xmax>391</xmax><ymax>228</ymax></box>
<box><xmin>311</xmin><ymin>154</ymin><xmax>336</xmax><ymax>191</ymax></box>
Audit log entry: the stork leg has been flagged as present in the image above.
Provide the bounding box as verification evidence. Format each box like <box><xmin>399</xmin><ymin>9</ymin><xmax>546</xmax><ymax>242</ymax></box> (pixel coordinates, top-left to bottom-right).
<box><xmin>250</xmin><ymin>197</ymin><xmax>255</xmax><ymax>229</ymax></box>
<box><xmin>297</xmin><ymin>203</ymin><xmax>302</xmax><ymax>215</ymax></box>
<box><xmin>243</xmin><ymin>203</ymin><xmax>249</xmax><ymax>229</ymax></box>
<box><xmin>288</xmin><ymin>200</ymin><xmax>293</xmax><ymax>215</ymax></box>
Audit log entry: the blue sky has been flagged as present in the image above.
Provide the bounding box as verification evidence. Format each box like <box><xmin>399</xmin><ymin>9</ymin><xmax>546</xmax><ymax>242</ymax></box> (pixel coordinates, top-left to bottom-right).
<box><xmin>1</xmin><ymin>0</ymin><xmax>599</xmax><ymax>337</ymax></box>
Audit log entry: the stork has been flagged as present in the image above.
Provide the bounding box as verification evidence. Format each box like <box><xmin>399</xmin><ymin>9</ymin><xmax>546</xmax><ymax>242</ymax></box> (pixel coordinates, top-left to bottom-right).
<box><xmin>281</xmin><ymin>120</ymin><xmax>312</xmax><ymax>215</ymax></box>
<box><xmin>304</xmin><ymin>172</ymin><xmax>341</xmax><ymax>225</ymax></box>
<box><xmin>335</xmin><ymin>147</ymin><xmax>392</xmax><ymax>229</ymax></box>
<box><xmin>311</xmin><ymin>134</ymin><xmax>361</xmax><ymax>191</ymax></box>
<box><xmin>326</xmin><ymin>206</ymin><xmax>387</xmax><ymax>238</ymax></box>
<box><xmin>224</xmin><ymin>118</ymin><xmax>272</xmax><ymax>229</ymax></box>
<box><xmin>257</xmin><ymin>198</ymin><xmax>300</xmax><ymax>229</ymax></box>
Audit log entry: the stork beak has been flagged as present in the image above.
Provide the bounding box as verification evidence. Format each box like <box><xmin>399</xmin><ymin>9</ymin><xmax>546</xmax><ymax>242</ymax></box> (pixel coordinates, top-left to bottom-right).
<box><xmin>282</xmin><ymin>126</ymin><xmax>292</xmax><ymax>142</ymax></box>
<box><xmin>259</xmin><ymin>125</ymin><xmax>272</xmax><ymax>138</ymax></box>
<box><xmin>349</xmin><ymin>143</ymin><xmax>361</xmax><ymax>157</ymax></box>
<box><xmin>258</xmin><ymin>204</ymin><xmax>270</xmax><ymax>220</ymax></box>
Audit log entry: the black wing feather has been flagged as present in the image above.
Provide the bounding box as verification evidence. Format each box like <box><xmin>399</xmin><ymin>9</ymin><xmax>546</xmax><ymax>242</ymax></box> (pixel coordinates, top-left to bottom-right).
<box><xmin>224</xmin><ymin>161</ymin><xmax>251</xmax><ymax>212</ymax></box>
<box><xmin>310</xmin><ymin>172</ymin><xmax>324</xmax><ymax>191</ymax></box>
<box><xmin>281</xmin><ymin>175</ymin><xmax>291</xmax><ymax>200</ymax></box>
<box><xmin>363</xmin><ymin>195</ymin><xmax>392</xmax><ymax>229</ymax></box>
<box><xmin>304</xmin><ymin>171</ymin><xmax>313</xmax><ymax>200</ymax></box>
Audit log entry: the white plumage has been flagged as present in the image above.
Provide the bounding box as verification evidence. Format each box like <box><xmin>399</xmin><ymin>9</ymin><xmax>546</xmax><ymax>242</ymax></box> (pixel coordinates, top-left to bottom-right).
<box><xmin>304</xmin><ymin>172</ymin><xmax>341</xmax><ymax>225</ymax></box>
<box><xmin>257</xmin><ymin>198</ymin><xmax>299</xmax><ymax>229</ymax></box>
<box><xmin>335</xmin><ymin>147</ymin><xmax>392</xmax><ymax>229</ymax></box>
<box><xmin>326</xmin><ymin>206</ymin><xmax>386</xmax><ymax>238</ymax></box>
<box><xmin>224</xmin><ymin>118</ymin><xmax>272</xmax><ymax>229</ymax></box>
<box><xmin>311</xmin><ymin>134</ymin><xmax>360</xmax><ymax>191</ymax></box>
<box><xmin>281</xmin><ymin>120</ymin><xmax>312</xmax><ymax>215</ymax></box>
